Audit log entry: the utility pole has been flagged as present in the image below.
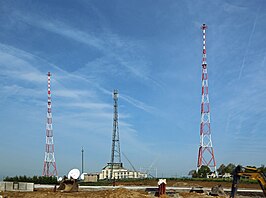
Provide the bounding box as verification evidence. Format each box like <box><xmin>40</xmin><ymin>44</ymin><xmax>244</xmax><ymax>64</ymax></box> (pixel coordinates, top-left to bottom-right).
<box><xmin>81</xmin><ymin>147</ymin><xmax>84</xmax><ymax>174</ymax></box>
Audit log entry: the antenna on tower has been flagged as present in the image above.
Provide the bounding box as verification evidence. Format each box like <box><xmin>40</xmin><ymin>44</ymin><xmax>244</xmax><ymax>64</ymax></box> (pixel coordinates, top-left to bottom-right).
<box><xmin>109</xmin><ymin>89</ymin><xmax>122</xmax><ymax>179</ymax></box>
<box><xmin>43</xmin><ymin>72</ymin><xmax>58</xmax><ymax>177</ymax></box>
<box><xmin>197</xmin><ymin>24</ymin><xmax>217</xmax><ymax>174</ymax></box>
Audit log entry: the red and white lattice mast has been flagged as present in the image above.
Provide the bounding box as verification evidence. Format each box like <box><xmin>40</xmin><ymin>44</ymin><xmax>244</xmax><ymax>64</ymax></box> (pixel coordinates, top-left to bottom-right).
<box><xmin>43</xmin><ymin>72</ymin><xmax>58</xmax><ymax>177</ymax></box>
<box><xmin>197</xmin><ymin>24</ymin><xmax>217</xmax><ymax>174</ymax></box>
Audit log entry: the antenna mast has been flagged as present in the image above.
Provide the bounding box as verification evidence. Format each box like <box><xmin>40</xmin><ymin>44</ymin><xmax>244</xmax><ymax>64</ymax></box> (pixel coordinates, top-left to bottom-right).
<box><xmin>81</xmin><ymin>147</ymin><xmax>84</xmax><ymax>174</ymax></box>
<box><xmin>197</xmin><ymin>24</ymin><xmax>217</xmax><ymax>174</ymax></box>
<box><xmin>110</xmin><ymin>89</ymin><xmax>122</xmax><ymax>179</ymax></box>
<box><xmin>43</xmin><ymin>72</ymin><xmax>58</xmax><ymax>177</ymax></box>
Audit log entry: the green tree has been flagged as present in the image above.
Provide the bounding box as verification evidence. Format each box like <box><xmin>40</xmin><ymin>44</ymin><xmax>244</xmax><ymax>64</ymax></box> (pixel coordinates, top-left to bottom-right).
<box><xmin>3</xmin><ymin>176</ymin><xmax>58</xmax><ymax>184</ymax></box>
<box><xmin>188</xmin><ymin>170</ymin><xmax>196</xmax><ymax>175</ymax></box>
<box><xmin>225</xmin><ymin>163</ymin><xmax>236</xmax><ymax>174</ymax></box>
<box><xmin>192</xmin><ymin>171</ymin><xmax>198</xmax><ymax>178</ymax></box>
<box><xmin>217</xmin><ymin>164</ymin><xmax>226</xmax><ymax>175</ymax></box>
<box><xmin>188</xmin><ymin>170</ymin><xmax>198</xmax><ymax>178</ymax></box>
<box><xmin>197</xmin><ymin>165</ymin><xmax>211</xmax><ymax>178</ymax></box>
<box><xmin>3</xmin><ymin>176</ymin><xmax>10</xmax><ymax>181</ymax></box>
<box><xmin>32</xmin><ymin>176</ymin><xmax>37</xmax><ymax>183</ymax></box>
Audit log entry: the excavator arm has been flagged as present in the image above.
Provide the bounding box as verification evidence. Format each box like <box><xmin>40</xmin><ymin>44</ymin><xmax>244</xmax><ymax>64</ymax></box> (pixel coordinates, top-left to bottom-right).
<box><xmin>230</xmin><ymin>165</ymin><xmax>266</xmax><ymax>198</ymax></box>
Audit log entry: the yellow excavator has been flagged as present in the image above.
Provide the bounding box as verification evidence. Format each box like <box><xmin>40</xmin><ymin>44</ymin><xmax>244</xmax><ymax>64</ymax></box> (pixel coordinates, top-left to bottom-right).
<box><xmin>230</xmin><ymin>165</ymin><xmax>266</xmax><ymax>197</ymax></box>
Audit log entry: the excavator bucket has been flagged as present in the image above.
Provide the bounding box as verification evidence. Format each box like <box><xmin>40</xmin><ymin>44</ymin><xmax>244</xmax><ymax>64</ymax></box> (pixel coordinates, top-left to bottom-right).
<box><xmin>57</xmin><ymin>178</ymin><xmax>79</xmax><ymax>192</ymax></box>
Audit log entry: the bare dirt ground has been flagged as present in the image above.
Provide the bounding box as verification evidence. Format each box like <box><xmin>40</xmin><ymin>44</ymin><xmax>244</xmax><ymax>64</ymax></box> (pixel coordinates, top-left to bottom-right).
<box><xmin>0</xmin><ymin>188</ymin><xmax>263</xmax><ymax>198</ymax></box>
<box><xmin>1</xmin><ymin>188</ymin><xmax>151</xmax><ymax>198</ymax></box>
<box><xmin>115</xmin><ymin>180</ymin><xmax>261</xmax><ymax>189</ymax></box>
<box><xmin>0</xmin><ymin>188</ymin><xmax>227</xmax><ymax>198</ymax></box>
<box><xmin>0</xmin><ymin>180</ymin><xmax>263</xmax><ymax>198</ymax></box>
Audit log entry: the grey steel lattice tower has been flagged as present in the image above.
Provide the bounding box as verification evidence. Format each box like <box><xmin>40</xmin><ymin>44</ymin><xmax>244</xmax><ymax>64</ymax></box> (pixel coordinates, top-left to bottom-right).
<box><xmin>110</xmin><ymin>89</ymin><xmax>122</xmax><ymax>179</ymax></box>
<box><xmin>197</xmin><ymin>24</ymin><xmax>217</xmax><ymax>173</ymax></box>
<box><xmin>42</xmin><ymin>72</ymin><xmax>58</xmax><ymax>177</ymax></box>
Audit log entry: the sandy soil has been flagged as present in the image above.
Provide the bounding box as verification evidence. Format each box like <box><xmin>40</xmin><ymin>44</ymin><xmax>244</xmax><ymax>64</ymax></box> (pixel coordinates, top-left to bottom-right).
<box><xmin>2</xmin><ymin>188</ymin><xmax>152</xmax><ymax>198</ymax></box>
<box><xmin>0</xmin><ymin>180</ymin><xmax>263</xmax><ymax>198</ymax></box>
<box><xmin>115</xmin><ymin>180</ymin><xmax>261</xmax><ymax>189</ymax></box>
<box><xmin>1</xmin><ymin>188</ymin><xmax>261</xmax><ymax>198</ymax></box>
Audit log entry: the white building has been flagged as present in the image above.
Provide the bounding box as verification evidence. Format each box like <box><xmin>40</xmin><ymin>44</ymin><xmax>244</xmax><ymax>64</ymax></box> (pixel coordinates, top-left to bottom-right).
<box><xmin>222</xmin><ymin>173</ymin><xmax>232</xmax><ymax>178</ymax></box>
<box><xmin>99</xmin><ymin>163</ymin><xmax>147</xmax><ymax>180</ymax></box>
<box><xmin>82</xmin><ymin>173</ymin><xmax>100</xmax><ymax>182</ymax></box>
<box><xmin>207</xmin><ymin>172</ymin><xmax>217</xmax><ymax>178</ymax></box>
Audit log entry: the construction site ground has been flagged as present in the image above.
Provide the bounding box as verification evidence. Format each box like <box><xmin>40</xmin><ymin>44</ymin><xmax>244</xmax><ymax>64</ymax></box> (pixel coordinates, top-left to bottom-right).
<box><xmin>113</xmin><ymin>179</ymin><xmax>260</xmax><ymax>189</ymax></box>
<box><xmin>0</xmin><ymin>180</ymin><xmax>263</xmax><ymax>198</ymax></box>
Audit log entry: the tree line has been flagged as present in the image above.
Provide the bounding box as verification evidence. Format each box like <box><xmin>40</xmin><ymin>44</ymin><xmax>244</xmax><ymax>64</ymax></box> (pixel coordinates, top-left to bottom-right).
<box><xmin>3</xmin><ymin>175</ymin><xmax>58</xmax><ymax>184</ymax></box>
<box><xmin>189</xmin><ymin>163</ymin><xmax>266</xmax><ymax>178</ymax></box>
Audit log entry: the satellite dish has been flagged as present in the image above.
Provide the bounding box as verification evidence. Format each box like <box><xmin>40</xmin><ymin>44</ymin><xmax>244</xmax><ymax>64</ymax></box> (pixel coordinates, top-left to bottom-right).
<box><xmin>80</xmin><ymin>173</ymin><xmax>86</xmax><ymax>180</ymax></box>
<box><xmin>67</xmin><ymin>168</ymin><xmax>80</xmax><ymax>179</ymax></box>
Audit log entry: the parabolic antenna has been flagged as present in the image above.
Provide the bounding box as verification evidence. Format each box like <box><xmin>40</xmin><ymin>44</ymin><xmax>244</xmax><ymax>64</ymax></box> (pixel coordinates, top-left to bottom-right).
<box><xmin>80</xmin><ymin>173</ymin><xmax>86</xmax><ymax>180</ymax></box>
<box><xmin>67</xmin><ymin>168</ymin><xmax>80</xmax><ymax>179</ymax></box>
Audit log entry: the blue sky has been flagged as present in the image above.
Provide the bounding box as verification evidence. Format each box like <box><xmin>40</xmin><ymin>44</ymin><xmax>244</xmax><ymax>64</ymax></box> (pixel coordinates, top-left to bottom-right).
<box><xmin>0</xmin><ymin>0</ymin><xmax>266</xmax><ymax>178</ymax></box>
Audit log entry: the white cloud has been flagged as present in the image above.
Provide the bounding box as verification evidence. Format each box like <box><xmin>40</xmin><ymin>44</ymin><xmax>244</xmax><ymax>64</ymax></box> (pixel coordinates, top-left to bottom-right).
<box><xmin>223</xmin><ymin>2</ymin><xmax>248</xmax><ymax>13</ymax></box>
<box><xmin>33</xmin><ymin>20</ymin><xmax>104</xmax><ymax>50</ymax></box>
<box><xmin>238</xmin><ymin>7</ymin><xmax>260</xmax><ymax>80</ymax></box>
<box><xmin>54</xmin><ymin>89</ymin><xmax>96</xmax><ymax>99</ymax></box>
<box><xmin>0</xmin><ymin>44</ymin><xmax>46</xmax><ymax>83</ymax></box>
<box><xmin>17</xmin><ymin>13</ymin><xmax>162</xmax><ymax>87</ymax></box>
<box><xmin>60</xmin><ymin>101</ymin><xmax>112</xmax><ymax>110</ymax></box>
<box><xmin>120</xmin><ymin>94</ymin><xmax>156</xmax><ymax>113</ymax></box>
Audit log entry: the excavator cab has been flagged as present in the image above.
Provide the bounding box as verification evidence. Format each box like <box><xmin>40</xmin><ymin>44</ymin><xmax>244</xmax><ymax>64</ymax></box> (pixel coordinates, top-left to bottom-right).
<box><xmin>230</xmin><ymin>165</ymin><xmax>266</xmax><ymax>198</ymax></box>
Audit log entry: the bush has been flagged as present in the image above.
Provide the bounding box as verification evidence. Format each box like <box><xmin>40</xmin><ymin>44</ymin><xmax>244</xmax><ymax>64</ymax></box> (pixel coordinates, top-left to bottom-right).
<box><xmin>3</xmin><ymin>175</ymin><xmax>58</xmax><ymax>184</ymax></box>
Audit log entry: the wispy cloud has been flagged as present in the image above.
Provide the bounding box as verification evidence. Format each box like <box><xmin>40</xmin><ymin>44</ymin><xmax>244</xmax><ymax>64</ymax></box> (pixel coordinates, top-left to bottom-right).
<box><xmin>16</xmin><ymin>12</ymin><xmax>163</xmax><ymax>88</ymax></box>
<box><xmin>55</xmin><ymin>70</ymin><xmax>156</xmax><ymax>113</ymax></box>
<box><xmin>28</xmin><ymin>19</ymin><xmax>104</xmax><ymax>50</ymax></box>
<box><xmin>262</xmin><ymin>51</ymin><xmax>266</xmax><ymax>67</ymax></box>
<box><xmin>0</xmin><ymin>41</ymin><xmax>154</xmax><ymax>157</ymax></box>
<box><xmin>219</xmin><ymin>74</ymin><xmax>266</xmax><ymax>151</ymax></box>
<box><xmin>0</xmin><ymin>44</ymin><xmax>46</xmax><ymax>83</ymax></box>
<box><xmin>54</xmin><ymin>89</ymin><xmax>96</xmax><ymax>99</ymax></box>
<box><xmin>0</xmin><ymin>84</ymin><xmax>43</xmax><ymax>103</ymax></box>
<box><xmin>2</xmin><ymin>11</ymin><xmax>163</xmax><ymax>116</ymax></box>
<box><xmin>60</xmin><ymin>101</ymin><xmax>112</xmax><ymax>110</ymax></box>
<box><xmin>223</xmin><ymin>2</ymin><xmax>248</xmax><ymax>13</ymax></box>
<box><xmin>120</xmin><ymin>94</ymin><xmax>156</xmax><ymax>113</ymax></box>
<box><xmin>1</xmin><ymin>42</ymin><xmax>156</xmax><ymax>115</ymax></box>
<box><xmin>238</xmin><ymin>7</ymin><xmax>260</xmax><ymax>80</ymax></box>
